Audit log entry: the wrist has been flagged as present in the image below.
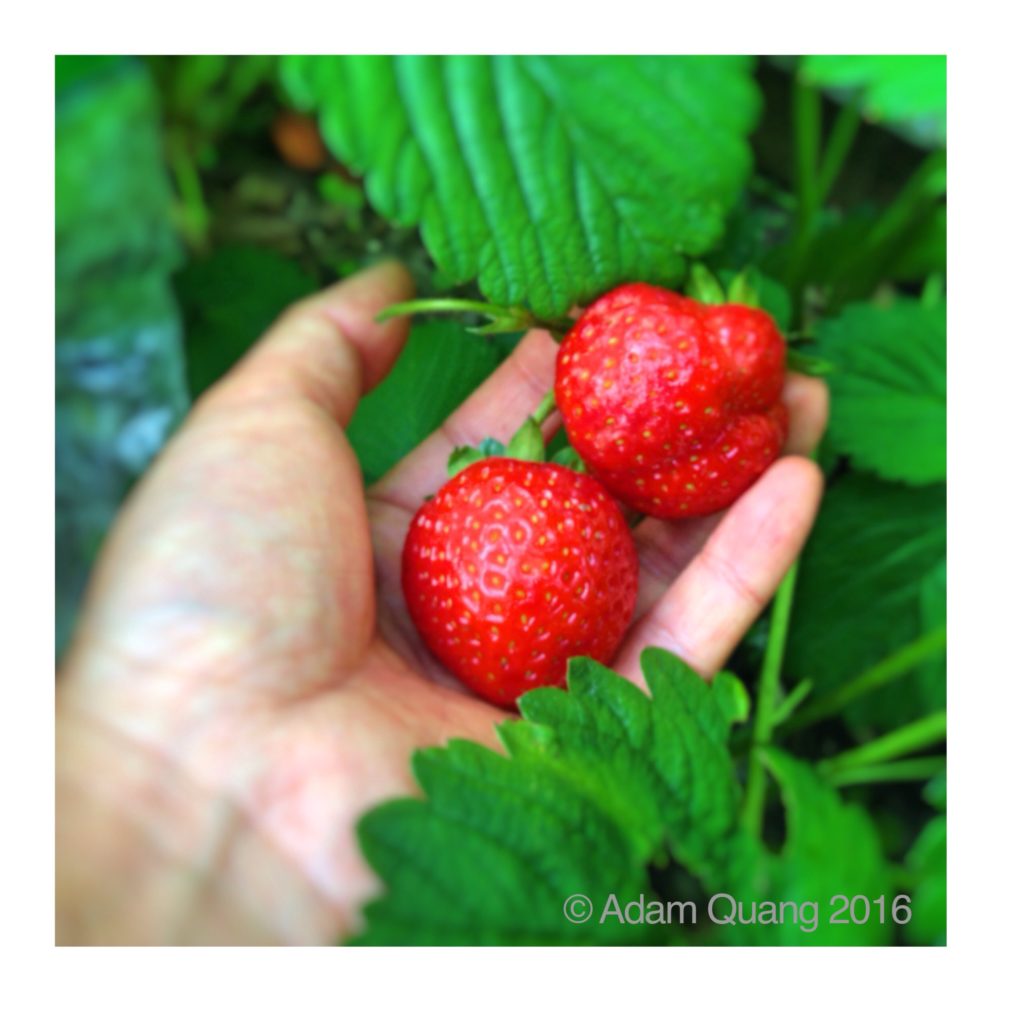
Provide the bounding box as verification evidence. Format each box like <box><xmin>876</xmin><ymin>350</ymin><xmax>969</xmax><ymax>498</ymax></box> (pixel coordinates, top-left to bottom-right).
<box><xmin>56</xmin><ymin>697</ymin><xmax>337</xmax><ymax>944</ymax></box>
<box><xmin>56</xmin><ymin>702</ymin><xmax>214</xmax><ymax>943</ymax></box>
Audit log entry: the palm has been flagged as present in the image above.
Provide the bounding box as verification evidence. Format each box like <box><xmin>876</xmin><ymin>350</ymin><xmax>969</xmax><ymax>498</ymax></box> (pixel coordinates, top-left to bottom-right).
<box><xmin>59</xmin><ymin>265</ymin><xmax>826</xmax><ymax>943</ymax></box>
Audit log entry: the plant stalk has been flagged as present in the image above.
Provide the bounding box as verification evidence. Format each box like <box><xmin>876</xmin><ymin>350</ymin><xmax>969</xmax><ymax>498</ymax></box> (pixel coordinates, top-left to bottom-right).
<box><xmin>376</xmin><ymin>297</ymin><xmax>573</xmax><ymax>337</ymax></box>
<box><xmin>785</xmin><ymin>75</ymin><xmax>823</xmax><ymax>313</ymax></box>
<box><xmin>823</xmin><ymin>756</ymin><xmax>947</xmax><ymax>789</ymax></box>
<box><xmin>780</xmin><ymin>626</ymin><xmax>947</xmax><ymax>736</ymax></box>
<box><xmin>741</xmin><ymin>561</ymin><xmax>800</xmax><ymax>835</ymax></box>
<box><xmin>818</xmin><ymin>711</ymin><xmax>947</xmax><ymax>776</ymax></box>
<box><xmin>815</xmin><ymin>100</ymin><xmax>861</xmax><ymax>208</ymax></box>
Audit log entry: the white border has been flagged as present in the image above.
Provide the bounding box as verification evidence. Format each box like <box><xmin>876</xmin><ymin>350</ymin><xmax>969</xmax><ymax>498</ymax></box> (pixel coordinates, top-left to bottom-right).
<box><xmin>5</xmin><ymin>4</ymin><xmax>1021</xmax><ymax>1019</ymax></box>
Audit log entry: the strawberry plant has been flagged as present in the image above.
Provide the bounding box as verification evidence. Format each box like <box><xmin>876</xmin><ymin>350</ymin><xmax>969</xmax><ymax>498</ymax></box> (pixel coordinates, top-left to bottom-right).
<box><xmin>56</xmin><ymin>54</ymin><xmax>947</xmax><ymax>946</ymax></box>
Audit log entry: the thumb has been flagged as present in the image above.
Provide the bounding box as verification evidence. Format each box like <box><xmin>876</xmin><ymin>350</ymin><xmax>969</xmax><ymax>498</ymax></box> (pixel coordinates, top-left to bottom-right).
<box><xmin>198</xmin><ymin>259</ymin><xmax>415</xmax><ymax>427</ymax></box>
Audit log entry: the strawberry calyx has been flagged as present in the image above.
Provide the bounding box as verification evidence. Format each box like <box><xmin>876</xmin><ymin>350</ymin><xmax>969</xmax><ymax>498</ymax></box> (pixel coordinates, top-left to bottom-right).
<box><xmin>687</xmin><ymin>262</ymin><xmax>764</xmax><ymax>309</ymax></box>
<box><xmin>445</xmin><ymin>389</ymin><xmax>584</xmax><ymax>478</ymax></box>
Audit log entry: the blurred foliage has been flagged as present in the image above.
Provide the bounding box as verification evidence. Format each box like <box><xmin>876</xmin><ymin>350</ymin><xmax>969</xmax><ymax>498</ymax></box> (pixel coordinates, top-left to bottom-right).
<box><xmin>802</xmin><ymin>55</ymin><xmax>946</xmax><ymax>148</ymax></box>
<box><xmin>906</xmin><ymin>774</ymin><xmax>947</xmax><ymax>945</ymax></box>
<box><xmin>788</xmin><ymin>474</ymin><xmax>946</xmax><ymax>734</ymax></box>
<box><xmin>176</xmin><ymin>244</ymin><xmax>317</xmax><ymax>396</ymax></box>
<box><xmin>147</xmin><ymin>56</ymin><xmax>279</xmax><ymax>247</ymax></box>
<box><xmin>56</xmin><ymin>56</ymin><xmax>188</xmax><ymax>654</ymax></box>
<box><xmin>55</xmin><ymin>54</ymin><xmax>946</xmax><ymax>945</ymax></box>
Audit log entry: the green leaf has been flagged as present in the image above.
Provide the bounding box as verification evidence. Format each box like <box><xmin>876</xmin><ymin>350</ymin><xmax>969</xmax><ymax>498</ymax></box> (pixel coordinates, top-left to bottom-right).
<box><xmin>353</xmin><ymin>650</ymin><xmax>755</xmax><ymax>944</ymax></box>
<box><xmin>762</xmin><ymin>749</ymin><xmax>893</xmax><ymax>945</ymax></box>
<box><xmin>281</xmin><ymin>56</ymin><xmax>759</xmax><ymax>318</ymax></box>
<box><xmin>813</xmin><ymin>300</ymin><xmax>946</xmax><ymax>485</ymax></box>
<box><xmin>347</xmin><ymin>320</ymin><xmax>506</xmax><ymax>484</ymax></box>
<box><xmin>802</xmin><ymin>55</ymin><xmax>946</xmax><ymax>148</ymax></box>
<box><xmin>787</xmin><ymin>473</ymin><xmax>946</xmax><ymax>733</ymax></box>
<box><xmin>352</xmin><ymin>648</ymin><xmax>903</xmax><ymax>946</ymax></box>
<box><xmin>904</xmin><ymin>815</ymin><xmax>946</xmax><ymax>945</ymax></box>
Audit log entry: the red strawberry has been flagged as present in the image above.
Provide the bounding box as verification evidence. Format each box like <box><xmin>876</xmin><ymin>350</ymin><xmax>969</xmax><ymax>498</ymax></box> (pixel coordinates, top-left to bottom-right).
<box><xmin>555</xmin><ymin>282</ymin><xmax>788</xmax><ymax>518</ymax></box>
<box><xmin>402</xmin><ymin>457</ymin><xmax>638</xmax><ymax>708</ymax></box>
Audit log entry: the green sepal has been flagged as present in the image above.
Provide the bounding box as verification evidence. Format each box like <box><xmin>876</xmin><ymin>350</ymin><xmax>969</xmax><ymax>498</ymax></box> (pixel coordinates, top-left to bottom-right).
<box><xmin>478</xmin><ymin>437</ymin><xmax>505</xmax><ymax>457</ymax></box>
<box><xmin>447</xmin><ymin>437</ymin><xmax>507</xmax><ymax>477</ymax></box>
<box><xmin>447</xmin><ymin>446</ymin><xmax>489</xmax><ymax>477</ymax></box>
<box><xmin>687</xmin><ymin>263</ymin><xmax>726</xmax><ymax>304</ymax></box>
<box><xmin>726</xmin><ymin>267</ymin><xmax>761</xmax><ymax>307</ymax></box>
<box><xmin>505</xmin><ymin>418</ymin><xmax>546</xmax><ymax>462</ymax></box>
<box><xmin>549</xmin><ymin>446</ymin><xmax>586</xmax><ymax>473</ymax></box>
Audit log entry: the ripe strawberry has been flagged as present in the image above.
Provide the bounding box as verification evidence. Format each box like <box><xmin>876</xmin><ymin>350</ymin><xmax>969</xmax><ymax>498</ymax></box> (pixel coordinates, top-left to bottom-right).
<box><xmin>555</xmin><ymin>282</ymin><xmax>788</xmax><ymax>518</ymax></box>
<box><xmin>402</xmin><ymin>457</ymin><xmax>638</xmax><ymax>708</ymax></box>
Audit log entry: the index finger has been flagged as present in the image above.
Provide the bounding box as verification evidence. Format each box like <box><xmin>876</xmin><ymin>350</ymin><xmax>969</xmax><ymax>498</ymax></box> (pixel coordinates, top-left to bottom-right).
<box><xmin>194</xmin><ymin>260</ymin><xmax>415</xmax><ymax>426</ymax></box>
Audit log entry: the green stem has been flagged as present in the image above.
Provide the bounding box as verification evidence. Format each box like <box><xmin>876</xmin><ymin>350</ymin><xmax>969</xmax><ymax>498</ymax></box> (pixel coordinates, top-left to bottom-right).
<box><xmin>793</xmin><ymin>77</ymin><xmax>822</xmax><ymax>229</ymax></box>
<box><xmin>741</xmin><ymin>561</ymin><xmax>800</xmax><ymax>835</ymax></box>
<box><xmin>785</xmin><ymin>76</ymin><xmax>822</xmax><ymax>310</ymax></box>
<box><xmin>376</xmin><ymin>297</ymin><xmax>573</xmax><ymax>337</ymax></box>
<box><xmin>379</xmin><ymin>297</ymin><xmax>522</xmax><ymax>320</ymax></box>
<box><xmin>815</xmin><ymin>100</ymin><xmax>861</xmax><ymax>208</ymax></box>
<box><xmin>771</xmin><ymin>678</ymin><xmax>814</xmax><ymax>727</ymax></box>
<box><xmin>818</xmin><ymin>711</ymin><xmax>947</xmax><ymax>775</ymax></box>
<box><xmin>168</xmin><ymin>133</ymin><xmax>209</xmax><ymax>249</ymax></box>
<box><xmin>532</xmin><ymin>390</ymin><xmax>556</xmax><ymax>424</ymax></box>
<box><xmin>781</xmin><ymin>626</ymin><xmax>946</xmax><ymax>736</ymax></box>
<box><xmin>823</xmin><ymin>756</ymin><xmax>946</xmax><ymax>789</ymax></box>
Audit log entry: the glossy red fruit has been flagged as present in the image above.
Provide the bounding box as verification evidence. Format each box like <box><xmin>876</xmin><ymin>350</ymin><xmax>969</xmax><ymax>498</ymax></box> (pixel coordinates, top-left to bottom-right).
<box><xmin>402</xmin><ymin>458</ymin><xmax>638</xmax><ymax>708</ymax></box>
<box><xmin>555</xmin><ymin>283</ymin><xmax>788</xmax><ymax>518</ymax></box>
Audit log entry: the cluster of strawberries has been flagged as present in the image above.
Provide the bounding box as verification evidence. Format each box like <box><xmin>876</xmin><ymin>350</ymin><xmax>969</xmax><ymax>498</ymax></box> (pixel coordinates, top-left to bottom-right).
<box><xmin>402</xmin><ymin>283</ymin><xmax>788</xmax><ymax>706</ymax></box>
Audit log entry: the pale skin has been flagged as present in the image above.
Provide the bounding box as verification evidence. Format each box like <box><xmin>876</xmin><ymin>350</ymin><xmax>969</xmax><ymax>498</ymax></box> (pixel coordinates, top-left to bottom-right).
<box><xmin>56</xmin><ymin>261</ymin><xmax>828</xmax><ymax>944</ymax></box>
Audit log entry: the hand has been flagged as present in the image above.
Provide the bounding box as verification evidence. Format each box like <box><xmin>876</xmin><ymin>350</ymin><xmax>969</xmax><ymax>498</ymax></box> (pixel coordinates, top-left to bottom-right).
<box><xmin>56</xmin><ymin>262</ymin><xmax>827</xmax><ymax>944</ymax></box>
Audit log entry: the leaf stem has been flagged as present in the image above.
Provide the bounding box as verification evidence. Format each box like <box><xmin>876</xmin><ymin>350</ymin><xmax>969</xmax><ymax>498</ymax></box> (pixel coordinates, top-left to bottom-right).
<box><xmin>378</xmin><ymin>297</ymin><xmax>521</xmax><ymax>321</ymax></box>
<box><xmin>741</xmin><ymin>561</ymin><xmax>800</xmax><ymax>836</ymax></box>
<box><xmin>823</xmin><ymin>756</ymin><xmax>946</xmax><ymax>789</ymax></box>
<box><xmin>532</xmin><ymin>390</ymin><xmax>556</xmax><ymax>425</ymax></box>
<box><xmin>785</xmin><ymin>75</ymin><xmax>822</xmax><ymax>311</ymax></box>
<box><xmin>771</xmin><ymin>678</ymin><xmax>814</xmax><ymax>727</ymax></box>
<box><xmin>780</xmin><ymin>626</ymin><xmax>946</xmax><ymax>736</ymax></box>
<box><xmin>818</xmin><ymin>711</ymin><xmax>947</xmax><ymax>776</ymax></box>
<box><xmin>168</xmin><ymin>131</ymin><xmax>209</xmax><ymax>249</ymax></box>
<box><xmin>376</xmin><ymin>297</ymin><xmax>574</xmax><ymax>337</ymax></box>
<box><xmin>793</xmin><ymin>76</ymin><xmax>822</xmax><ymax>230</ymax></box>
<box><xmin>815</xmin><ymin>100</ymin><xmax>861</xmax><ymax>208</ymax></box>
